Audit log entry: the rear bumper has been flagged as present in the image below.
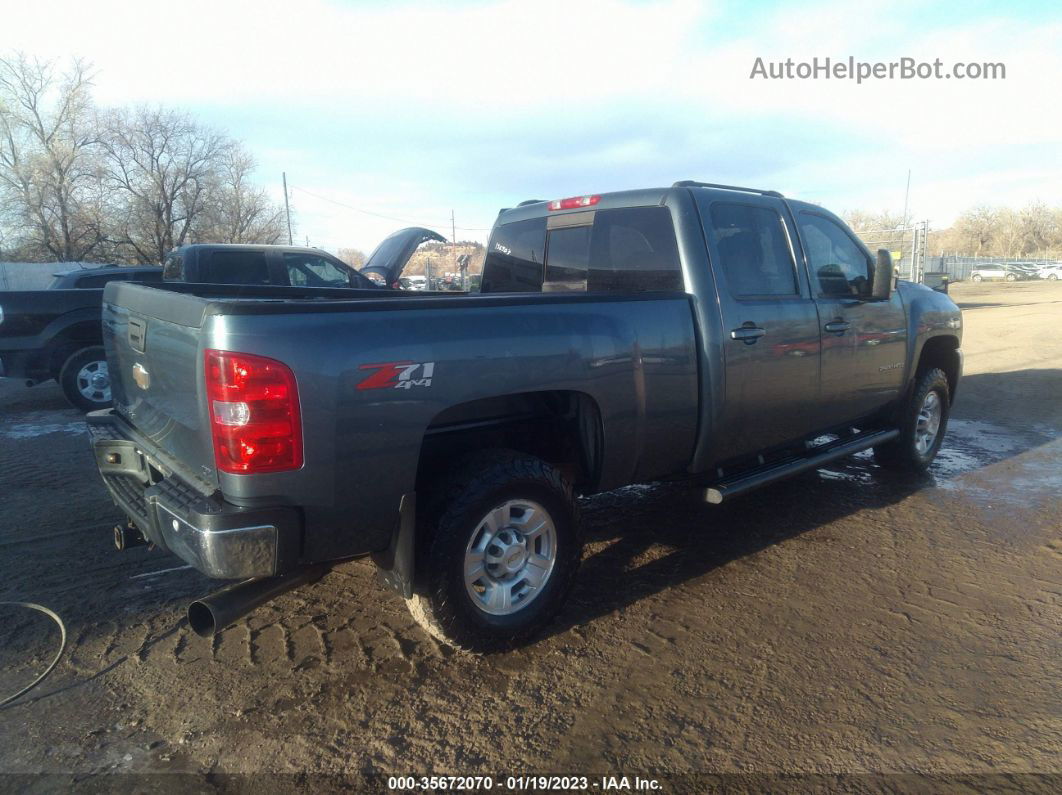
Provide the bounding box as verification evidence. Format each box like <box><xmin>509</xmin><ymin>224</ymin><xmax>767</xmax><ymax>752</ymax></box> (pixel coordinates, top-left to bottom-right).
<box><xmin>87</xmin><ymin>409</ymin><xmax>301</xmax><ymax>579</ymax></box>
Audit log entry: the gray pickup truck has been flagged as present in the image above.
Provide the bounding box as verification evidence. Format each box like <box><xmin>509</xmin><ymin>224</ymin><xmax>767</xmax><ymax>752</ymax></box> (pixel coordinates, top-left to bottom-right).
<box><xmin>88</xmin><ymin>181</ymin><xmax>962</xmax><ymax>651</ymax></box>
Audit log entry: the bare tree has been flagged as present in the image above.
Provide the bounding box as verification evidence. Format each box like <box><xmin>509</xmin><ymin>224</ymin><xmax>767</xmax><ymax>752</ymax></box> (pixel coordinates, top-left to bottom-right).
<box><xmin>953</xmin><ymin>205</ymin><xmax>998</xmax><ymax>255</ymax></box>
<box><xmin>337</xmin><ymin>247</ymin><xmax>367</xmax><ymax>267</ymax></box>
<box><xmin>102</xmin><ymin>106</ymin><xmax>228</xmax><ymax>263</ymax></box>
<box><xmin>0</xmin><ymin>53</ymin><xmax>108</xmax><ymax>261</ymax></box>
<box><xmin>196</xmin><ymin>145</ymin><xmax>286</xmax><ymax>244</ymax></box>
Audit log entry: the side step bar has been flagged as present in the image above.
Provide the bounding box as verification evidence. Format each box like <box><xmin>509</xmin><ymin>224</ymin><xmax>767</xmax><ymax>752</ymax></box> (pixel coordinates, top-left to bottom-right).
<box><xmin>704</xmin><ymin>429</ymin><xmax>899</xmax><ymax>504</ymax></box>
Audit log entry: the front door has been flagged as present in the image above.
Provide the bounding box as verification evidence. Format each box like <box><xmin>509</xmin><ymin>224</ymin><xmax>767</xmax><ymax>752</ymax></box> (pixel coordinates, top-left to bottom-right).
<box><xmin>794</xmin><ymin>209</ymin><xmax>908</xmax><ymax>426</ymax></box>
<box><xmin>697</xmin><ymin>195</ymin><xmax>822</xmax><ymax>460</ymax></box>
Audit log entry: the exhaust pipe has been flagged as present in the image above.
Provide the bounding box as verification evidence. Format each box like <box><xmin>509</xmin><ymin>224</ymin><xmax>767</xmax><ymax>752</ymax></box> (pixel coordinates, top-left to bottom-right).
<box><xmin>187</xmin><ymin>566</ymin><xmax>329</xmax><ymax>637</ymax></box>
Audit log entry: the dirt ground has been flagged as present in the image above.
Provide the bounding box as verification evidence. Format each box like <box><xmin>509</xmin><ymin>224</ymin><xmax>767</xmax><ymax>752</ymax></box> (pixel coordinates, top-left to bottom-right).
<box><xmin>0</xmin><ymin>280</ymin><xmax>1059</xmax><ymax>789</ymax></box>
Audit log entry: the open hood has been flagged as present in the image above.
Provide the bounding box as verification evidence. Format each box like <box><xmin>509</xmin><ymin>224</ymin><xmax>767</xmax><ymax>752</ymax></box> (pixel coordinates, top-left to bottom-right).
<box><xmin>360</xmin><ymin>227</ymin><xmax>445</xmax><ymax>286</ymax></box>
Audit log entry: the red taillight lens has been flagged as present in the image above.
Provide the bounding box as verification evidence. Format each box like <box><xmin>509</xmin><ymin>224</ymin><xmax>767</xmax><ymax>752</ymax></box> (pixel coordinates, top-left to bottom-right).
<box><xmin>204</xmin><ymin>349</ymin><xmax>303</xmax><ymax>474</ymax></box>
<box><xmin>547</xmin><ymin>195</ymin><xmax>600</xmax><ymax>211</ymax></box>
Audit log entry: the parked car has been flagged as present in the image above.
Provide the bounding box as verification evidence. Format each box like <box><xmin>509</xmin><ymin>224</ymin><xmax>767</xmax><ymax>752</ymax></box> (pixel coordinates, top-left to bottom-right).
<box><xmin>1037</xmin><ymin>263</ymin><xmax>1062</xmax><ymax>280</ymax></box>
<box><xmin>88</xmin><ymin>181</ymin><xmax>962</xmax><ymax>651</ymax></box>
<box><xmin>399</xmin><ymin>275</ymin><xmax>429</xmax><ymax>291</ymax></box>
<box><xmin>162</xmin><ymin>243</ymin><xmax>383</xmax><ymax>289</ymax></box>
<box><xmin>0</xmin><ymin>265</ymin><xmax>162</xmax><ymax>411</ymax></box>
<box><xmin>970</xmin><ymin>263</ymin><xmax>1037</xmax><ymax>282</ymax></box>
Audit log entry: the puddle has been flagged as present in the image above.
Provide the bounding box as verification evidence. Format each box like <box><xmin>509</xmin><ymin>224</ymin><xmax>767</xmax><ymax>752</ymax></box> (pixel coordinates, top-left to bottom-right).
<box><xmin>0</xmin><ymin>411</ymin><xmax>87</xmax><ymax>439</ymax></box>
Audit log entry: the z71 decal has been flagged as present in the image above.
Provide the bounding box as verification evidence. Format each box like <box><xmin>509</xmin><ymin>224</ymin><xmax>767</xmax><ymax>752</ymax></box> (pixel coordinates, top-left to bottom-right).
<box><xmin>357</xmin><ymin>360</ymin><xmax>435</xmax><ymax>391</ymax></box>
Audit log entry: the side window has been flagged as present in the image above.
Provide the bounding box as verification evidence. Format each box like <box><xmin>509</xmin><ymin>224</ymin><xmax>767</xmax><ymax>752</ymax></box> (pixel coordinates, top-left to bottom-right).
<box><xmin>588</xmin><ymin>207</ymin><xmax>683</xmax><ymax>292</ymax></box>
<box><xmin>709</xmin><ymin>203</ymin><xmax>798</xmax><ymax>297</ymax></box>
<box><xmin>75</xmin><ymin>273</ymin><xmax>126</xmax><ymax>288</ymax></box>
<box><xmin>798</xmin><ymin>213</ymin><xmax>873</xmax><ymax>297</ymax></box>
<box><xmin>200</xmin><ymin>251</ymin><xmax>270</xmax><ymax>285</ymax></box>
<box><xmin>283</xmin><ymin>253</ymin><xmax>351</xmax><ymax>287</ymax></box>
<box><xmin>136</xmin><ymin>270</ymin><xmax>163</xmax><ymax>283</ymax></box>
<box><xmin>481</xmin><ymin>218</ymin><xmax>546</xmax><ymax>293</ymax></box>
<box><xmin>162</xmin><ymin>253</ymin><xmax>183</xmax><ymax>280</ymax></box>
<box><xmin>544</xmin><ymin>225</ymin><xmax>591</xmax><ymax>290</ymax></box>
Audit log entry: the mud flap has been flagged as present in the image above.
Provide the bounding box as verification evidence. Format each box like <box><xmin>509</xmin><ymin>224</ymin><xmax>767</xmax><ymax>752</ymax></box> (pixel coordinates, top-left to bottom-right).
<box><xmin>372</xmin><ymin>492</ymin><xmax>416</xmax><ymax>598</ymax></box>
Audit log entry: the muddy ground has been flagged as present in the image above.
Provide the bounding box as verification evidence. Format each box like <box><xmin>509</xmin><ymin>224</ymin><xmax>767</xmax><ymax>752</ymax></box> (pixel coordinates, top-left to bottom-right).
<box><xmin>0</xmin><ymin>280</ymin><xmax>1059</xmax><ymax>788</ymax></box>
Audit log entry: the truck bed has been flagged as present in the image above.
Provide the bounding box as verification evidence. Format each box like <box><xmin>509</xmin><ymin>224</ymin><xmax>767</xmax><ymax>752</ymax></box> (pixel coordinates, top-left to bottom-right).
<box><xmin>101</xmin><ymin>281</ymin><xmax>700</xmax><ymax>563</ymax></box>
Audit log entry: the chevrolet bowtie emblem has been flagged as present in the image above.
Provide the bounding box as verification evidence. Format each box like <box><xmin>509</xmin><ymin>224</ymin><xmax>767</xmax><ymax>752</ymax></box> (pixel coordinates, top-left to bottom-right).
<box><xmin>132</xmin><ymin>362</ymin><xmax>151</xmax><ymax>390</ymax></box>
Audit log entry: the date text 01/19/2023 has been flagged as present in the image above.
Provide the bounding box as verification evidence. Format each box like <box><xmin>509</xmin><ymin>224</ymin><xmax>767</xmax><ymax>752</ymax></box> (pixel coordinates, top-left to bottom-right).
<box><xmin>386</xmin><ymin>775</ymin><xmax>662</xmax><ymax>791</ymax></box>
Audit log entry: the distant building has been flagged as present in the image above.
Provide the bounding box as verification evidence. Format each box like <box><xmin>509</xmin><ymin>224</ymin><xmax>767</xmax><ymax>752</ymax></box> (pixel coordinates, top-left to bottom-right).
<box><xmin>0</xmin><ymin>262</ymin><xmax>97</xmax><ymax>290</ymax></box>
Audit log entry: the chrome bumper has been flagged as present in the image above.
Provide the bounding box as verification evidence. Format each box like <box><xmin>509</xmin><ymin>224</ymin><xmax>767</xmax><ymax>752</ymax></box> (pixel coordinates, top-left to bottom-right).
<box><xmin>87</xmin><ymin>409</ymin><xmax>300</xmax><ymax>579</ymax></box>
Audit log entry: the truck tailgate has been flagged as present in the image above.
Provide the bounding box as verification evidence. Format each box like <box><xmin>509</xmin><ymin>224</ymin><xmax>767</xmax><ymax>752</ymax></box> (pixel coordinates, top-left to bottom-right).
<box><xmin>103</xmin><ymin>283</ymin><xmax>219</xmax><ymax>490</ymax></box>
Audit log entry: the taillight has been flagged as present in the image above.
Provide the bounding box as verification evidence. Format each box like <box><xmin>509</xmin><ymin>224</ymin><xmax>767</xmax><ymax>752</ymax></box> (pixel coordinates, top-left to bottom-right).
<box><xmin>204</xmin><ymin>349</ymin><xmax>303</xmax><ymax>474</ymax></box>
<box><xmin>547</xmin><ymin>195</ymin><xmax>600</xmax><ymax>211</ymax></box>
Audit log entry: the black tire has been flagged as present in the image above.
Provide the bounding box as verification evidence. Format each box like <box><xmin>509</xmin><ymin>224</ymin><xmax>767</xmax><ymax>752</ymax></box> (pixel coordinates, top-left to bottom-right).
<box><xmin>1049</xmin><ymin>274</ymin><xmax>1058</xmax><ymax>281</ymax></box>
<box><xmin>1005</xmin><ymin>272</ymin><xmax>1017</xmax><ymax>282</ymax></box>
<box><xmin>874</xmin><ymin>367</ymin><xmax>950</xmax><ymax>473</ymax></box>
<box><xmin>971</xmin><ymin>274</ymin><xmax>982</xmax><ymax>283</ymax></box>
<box><xmin>408</xmin><ymin>450</ymin><xmax>582</xmax><ymax>652</ymax></box>
<box><xmin>58</xmin><ymin>346</ymin><xmax>112</xmax><ymax>412</ymax></box>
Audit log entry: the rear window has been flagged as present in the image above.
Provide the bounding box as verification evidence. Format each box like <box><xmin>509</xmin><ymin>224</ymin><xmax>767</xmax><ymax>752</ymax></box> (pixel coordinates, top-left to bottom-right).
<box><xmin>199</xmin><ymin>251</ymin><xmax>271</xmax><ymax>285</ymax></box>
<box><xmin>482</xmin><ymin>207</ymin><xmax>683</xmax><ymax>294</ymax></box>
<box><xmin>481</xmin><ymin>218</ymin><xmax>546</xmax><ymax>292</ymax></box>
<box><xmin>545</xmin><ymin>226</ymin><xmax>591</xmax><ymax>290</ymax></box>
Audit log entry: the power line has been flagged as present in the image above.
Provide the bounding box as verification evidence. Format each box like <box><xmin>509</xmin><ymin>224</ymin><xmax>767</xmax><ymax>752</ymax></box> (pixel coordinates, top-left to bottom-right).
<box><xmin>289</xmin><ymin>185</ymin><xmax>491</xmax><ymax>232</ymax></box>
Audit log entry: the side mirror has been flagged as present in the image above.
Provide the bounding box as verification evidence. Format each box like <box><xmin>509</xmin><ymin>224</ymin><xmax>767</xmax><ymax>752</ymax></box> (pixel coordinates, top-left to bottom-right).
<box><xmin>871</xmin><ymin>249</ymin><xmax>894</xmax><ymax>300</ymax></box>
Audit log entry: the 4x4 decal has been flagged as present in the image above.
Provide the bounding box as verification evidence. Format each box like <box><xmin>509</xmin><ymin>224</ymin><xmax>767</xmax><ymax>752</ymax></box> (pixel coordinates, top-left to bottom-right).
<box><xmin>357</xmin><ymin>361</ymin><xmax>435</xmax><ymax>391</ymax></box>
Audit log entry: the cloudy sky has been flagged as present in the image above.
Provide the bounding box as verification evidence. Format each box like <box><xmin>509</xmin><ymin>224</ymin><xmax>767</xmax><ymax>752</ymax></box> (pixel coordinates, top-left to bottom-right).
<box><xmin>4</xmin><ymin>0</ymin><xmax>1060</xmax><ymax>252</ymax></box>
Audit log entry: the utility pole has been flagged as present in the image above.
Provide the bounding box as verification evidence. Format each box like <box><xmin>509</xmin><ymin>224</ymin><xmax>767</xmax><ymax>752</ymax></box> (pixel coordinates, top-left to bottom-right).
<box><xmin>283</xmin><ymin>172</ymin><xmax>293</xmax><ymax>245</ymax></box>
<box><xmin>901</xmin><ymin>169</ymin><xmax>912</xmax><ymax>278</ymax></box>
<box><xmin>902</xmin><ymin>169</ymin><xmax>911</xmax><ymax>226</ymax></box>
<box><xmin>451</xmin><ymin>209</ymin><xmax>459</xmax><ymax>288</ymax></box>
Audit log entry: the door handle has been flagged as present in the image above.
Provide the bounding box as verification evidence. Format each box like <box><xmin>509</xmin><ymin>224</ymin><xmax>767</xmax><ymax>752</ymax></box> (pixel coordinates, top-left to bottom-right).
<box><xmin>730</xmin><ymin>325</ymin><xmax>766</xmax><ymax>344</ymax></box>
<box><xmin>824</xmin><ymin>320</ymin><xmax>850</xmax><ymax>334</ymax></box>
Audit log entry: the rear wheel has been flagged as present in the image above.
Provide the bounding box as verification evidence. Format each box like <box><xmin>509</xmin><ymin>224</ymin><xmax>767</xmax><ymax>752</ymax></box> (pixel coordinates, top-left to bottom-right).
<box><xmin>972</xmin><ymin>274</ymin><xmax>983</xmax><ymax>282</ymax></box>
<box><xmin>408</xmin><ymin>451</ymin><xmax>582</xmax><ymax>652</ymax></box>
<box><xmin>58</xmin><ymin>346</ymin><xmax>112</xmax><ymax>412</ymax></box>
<box><xmin>874</xmin><ymin>367</ymin><xmax>950</xmax><ymax>473</ymax></box>
<box><xmin>1049</xmin><ymin>273</ymin><xmax>1059</xmax><ymax>281</ymax></box>
<box><xmin>1005</xmin><ymin>272</ymin><xmax>1017</xmax><ymax>282</ymax></box>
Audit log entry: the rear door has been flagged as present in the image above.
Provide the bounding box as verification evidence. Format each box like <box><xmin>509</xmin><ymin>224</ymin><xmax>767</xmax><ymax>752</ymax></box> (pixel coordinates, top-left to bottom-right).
<box><xmin>696</xmin><ymin>193</ymin><xmax>822</xmax><ymax>459</ymax></box>
<box><xmin>793</xmin><ymin>208</ymin><xmax>907</xmax><ymax>425</ymax></box>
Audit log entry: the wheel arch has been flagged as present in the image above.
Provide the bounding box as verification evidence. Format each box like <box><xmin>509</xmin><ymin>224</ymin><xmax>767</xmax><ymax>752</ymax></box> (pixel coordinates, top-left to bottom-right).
<box><xmin>915</xmin><ymin>334</ymin><xmax>961</xmax><ymax>403</ymax></box>
<box><xmin>415</xmin><ymin>390</ymin><xmax>605</xmax><ymax>497</ymax></box>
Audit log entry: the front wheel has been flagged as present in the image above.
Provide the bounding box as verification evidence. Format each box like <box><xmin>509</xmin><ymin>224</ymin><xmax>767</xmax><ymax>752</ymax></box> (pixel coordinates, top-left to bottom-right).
<box><xmin>1048</xmin><ymin>273</ymin><xmax>1059</xmax><ymax>281</ymax></box>
<box><xmin>1005</xmin><ymin>272</ymin><xmax>1017</xmax><ymax>281</ymax></box>
<box><xmin>874</xmin><ymin>367</ymin><xmax>951</xmax><ymax>473</ymax></box>
<box><xmin>58</xmin><ymin>346</ymin><xmax>112</xmax><ymax>412</ymax></box>
<box><xmin>971</xmin><ymin>274</ymin><xmax>983</xmax><ymax>283</ymax></box>
<box><xmin>408</xmin><ymin>451</ymin><xmax>582</xmax><ymax>652</ymax></box>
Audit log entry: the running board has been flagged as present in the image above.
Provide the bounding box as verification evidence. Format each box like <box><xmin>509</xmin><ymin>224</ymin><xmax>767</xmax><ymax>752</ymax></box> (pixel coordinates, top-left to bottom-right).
<box><xmin>704</xmin><ymin>429</ymin><xmax>899</xmax><ymax>504</ymax></box>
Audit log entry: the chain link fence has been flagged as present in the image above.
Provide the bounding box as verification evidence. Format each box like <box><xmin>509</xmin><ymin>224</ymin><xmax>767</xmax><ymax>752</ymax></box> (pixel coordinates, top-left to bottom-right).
<box><xmin>923</xmin><ymin>255</ymin><xmax>1060</xmax><ymax>282</ymax></box>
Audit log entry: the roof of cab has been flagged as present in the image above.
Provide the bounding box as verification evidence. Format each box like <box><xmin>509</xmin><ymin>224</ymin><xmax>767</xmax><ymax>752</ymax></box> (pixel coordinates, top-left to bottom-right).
<box><xmin>495</xmin><ymin>181</ymin><xmax>791</xmax><ymax>227</ymax></box>
<box><xmin>173</xmin><ymin>243</ymin><xmax>335</xmax><ymax>257</ymax></box>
